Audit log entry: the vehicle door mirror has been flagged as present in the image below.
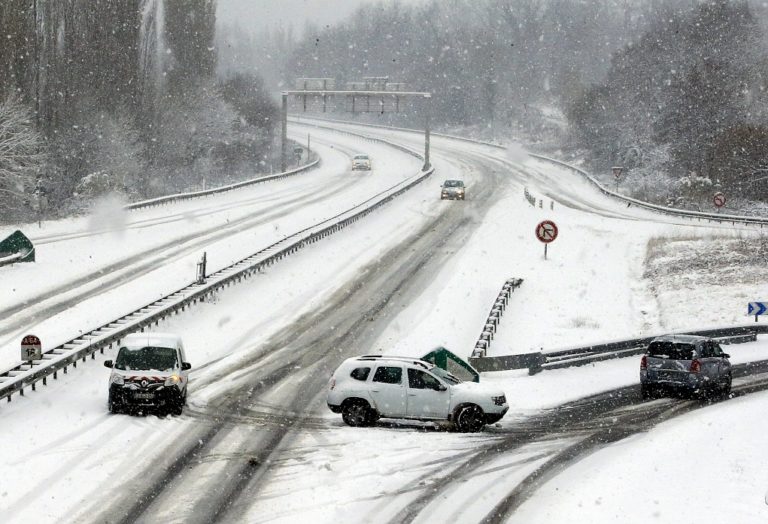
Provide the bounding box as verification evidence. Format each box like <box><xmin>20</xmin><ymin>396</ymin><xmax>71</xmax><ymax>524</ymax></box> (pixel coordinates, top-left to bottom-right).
<box><xmin>104</xmin><ymin>360</ymin><xmax>113</xmax><ymax>368</ymax></box>
<box><xmin>435</xmin><ymin>383</ymin><xmax>447</xmax><ymax>392</ymax></box>
<box><xmin>722</xmin><ymin>353</ymin><xmax>730</xmax><ymax>359</ymax></box>
<box><xmin>182</xmin><ymin>362</ymin><xmax>192</xmax><ymax>371</ymax></box>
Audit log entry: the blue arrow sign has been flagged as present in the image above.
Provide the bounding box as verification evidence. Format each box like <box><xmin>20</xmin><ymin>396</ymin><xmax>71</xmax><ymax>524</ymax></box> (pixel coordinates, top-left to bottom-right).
<box><xmin>748</xmin><ymin>302</ymin><xmax>768</xmax><ymax>316</ymax></box>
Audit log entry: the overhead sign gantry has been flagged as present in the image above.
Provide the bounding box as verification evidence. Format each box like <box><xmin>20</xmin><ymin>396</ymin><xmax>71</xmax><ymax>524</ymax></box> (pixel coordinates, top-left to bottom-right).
<box><xmin>281</xmin><ymin>78</ymin><xmax>432</xmax><ymax>172</ymax></box>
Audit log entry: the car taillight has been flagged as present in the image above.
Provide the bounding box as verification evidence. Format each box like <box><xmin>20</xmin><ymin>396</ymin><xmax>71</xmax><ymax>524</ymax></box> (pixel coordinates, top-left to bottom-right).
<box><xmin>690</xmin><ymin>359</ymin><xmax>701</xmax><ymax>374</ymax></box>
<box><xmin>329</xmin><ymin>378</ymin><xmax>335</xmax><ymax>390</ymax></box>
<box><xmin>640</xmin><ymin>355</ymin><xmax>647</xmax><ymax>370</ymax></box>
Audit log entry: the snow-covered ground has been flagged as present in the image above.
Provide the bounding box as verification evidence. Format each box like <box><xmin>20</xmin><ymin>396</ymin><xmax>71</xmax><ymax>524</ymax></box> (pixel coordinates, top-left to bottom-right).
<box><xmin>0</xmin><ymin>125</ymin><xmax>422</xmax><ymax>372</ymax></box>
<box><xmin>1</xmin><ymin>120</ymin><xmax>768</xmax><ymax>523</ymax></box>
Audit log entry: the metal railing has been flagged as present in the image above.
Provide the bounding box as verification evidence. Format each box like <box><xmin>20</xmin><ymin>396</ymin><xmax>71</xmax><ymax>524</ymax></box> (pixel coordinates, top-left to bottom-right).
<box><xmin>470</xmin><ymin>325</ymin><xmax>767</xmax><ymax>374</ymax></box>
<box><xmin>124</xmin><ymin>158</ymin><xmax>320</xmax><ymax>211</ymax></box>
<box><xmin>471</xmin><ymin>278</ymin><xmax>523</xmax><ymax>358</ymax></box>
<box><xmin>0</xmin><ymin>128</ymin><xmax>433</xmax><ymax>404</ymax></box>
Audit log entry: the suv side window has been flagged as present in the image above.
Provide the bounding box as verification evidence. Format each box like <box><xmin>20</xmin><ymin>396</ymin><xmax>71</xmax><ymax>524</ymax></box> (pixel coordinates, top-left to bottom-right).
<box><xmin>373</xmin><ymin>366</ymin><xmax>402</xmax><ymax>385</ymax></box>
<box><xmin>408</xmin><ymin>368</ymin><xmax>442</xmax><ymax>390</ymax></box>
<box><xmin>701</xmin><ymin>341</ymin><xmax>723</xmax><ymax>358</ymax></box>
<box><xmin>350</xmin><ymin>367</ymin><xmax>371</xmax><ymax>381</ymax></box>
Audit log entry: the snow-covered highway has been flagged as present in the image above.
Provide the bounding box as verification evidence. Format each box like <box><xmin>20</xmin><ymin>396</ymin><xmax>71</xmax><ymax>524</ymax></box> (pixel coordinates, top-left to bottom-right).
<box><xmin>1</xmin><ymin>119</ymin><xmax>768</xmax><ymax>524</ymax></box>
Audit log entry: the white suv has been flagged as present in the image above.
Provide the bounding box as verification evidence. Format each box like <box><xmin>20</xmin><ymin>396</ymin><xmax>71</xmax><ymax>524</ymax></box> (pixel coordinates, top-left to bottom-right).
<box><xmin>327</xmin><ymin>356</ymin><xmax>508</xmax><ymax>432</ymax></box>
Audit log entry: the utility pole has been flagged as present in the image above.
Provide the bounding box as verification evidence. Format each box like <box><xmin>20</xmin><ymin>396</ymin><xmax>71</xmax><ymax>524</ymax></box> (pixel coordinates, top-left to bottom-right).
<box><xmin>281</xmin><ymin>93</ymin><xmax>288</xmax><ymax>172</ymax></box>
<box><xmin>423</xmin><ymin>95</ymin><xmax>431</xmax><ymax>171</ymax></box>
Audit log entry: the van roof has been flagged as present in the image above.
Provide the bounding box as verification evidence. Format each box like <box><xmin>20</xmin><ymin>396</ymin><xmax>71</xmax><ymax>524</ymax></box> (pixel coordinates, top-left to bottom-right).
<box><xmin>123</xmin><ymin>332</ymin><xmax>182</xmax><ymax>348</ymax></box>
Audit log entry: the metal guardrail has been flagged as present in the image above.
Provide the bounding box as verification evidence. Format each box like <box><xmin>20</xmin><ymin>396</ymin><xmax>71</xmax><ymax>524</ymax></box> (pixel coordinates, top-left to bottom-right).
<box><xmin>470</xmin><ymin>278</ymin><xmax>523</xmax><ymax>358</ymax></box>
<box><xmin>0</xmin><ymin>251</ymin><xmax>25</xmax><ymax>268</ymax></box>
<box><xmin>124</xmin><ymin>159</ymin><xmax>320</xmax><ymax>211</ymax></box>
<box><xmin>0</xmin><ymin>128</ymin><xmax>433</xmax><ymax>404</ymax></box>
<box><xmin>470</xmin><ymin>325</ymin><xmax>767</xmax><ymax>374</ymax></box>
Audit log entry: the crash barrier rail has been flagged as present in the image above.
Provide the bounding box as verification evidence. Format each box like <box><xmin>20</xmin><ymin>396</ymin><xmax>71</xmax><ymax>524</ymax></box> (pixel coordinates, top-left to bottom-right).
<box><xmin>471</xmin><ymin>278</ymin><xmax>524</xmax><ymax>358</ymax></box>
<box><xmin>124</xmin><ymin>158</ymin><xmax>320</xmax><ymax>211</ymax></box>
<box><xmin>0</xmin><ymin>128</ymin><xmax>433</xmax><ymax>404</ymax></box>
<box><xmin>0</xmin><ymin>251</ymin><xmax>26</xmax><ymax>268</ymax></box>
<box><xmin>523</xmin><ymin>187</ymin><xmax>536</xmax><ymax>207</ymax></box>
<box><xmin>469</xmin><ymin>325</ymin><xmax>768</xmax><ymax>375</ymax></box>
<box><xmin>300</xmin><ymin>116</ymin><xmax>768</xmax><ymax>227</ymax></box>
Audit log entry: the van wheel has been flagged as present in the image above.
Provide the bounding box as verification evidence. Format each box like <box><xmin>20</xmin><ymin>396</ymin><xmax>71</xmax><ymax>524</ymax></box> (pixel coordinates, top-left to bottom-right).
<box><xmin>342</xmin><ymin>400</ymin><xmax>375</xmax><ymax>427</ymax></box>
<box><xmin>455</xmin><ymin>404</ymin><xmax>485</xmax><ymax>433</ymax></box>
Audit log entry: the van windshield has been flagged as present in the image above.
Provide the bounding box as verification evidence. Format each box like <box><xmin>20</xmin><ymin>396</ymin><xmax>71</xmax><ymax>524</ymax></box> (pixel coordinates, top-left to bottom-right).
<box><xmin>647</xmin><ymin>341</ymin><xmax>695</xmax><ymax>360</ymax></box>
<box><xmin>115</xmin><ymin>346</ymin><xmax>178</xmax><ymax>371</ymax></box>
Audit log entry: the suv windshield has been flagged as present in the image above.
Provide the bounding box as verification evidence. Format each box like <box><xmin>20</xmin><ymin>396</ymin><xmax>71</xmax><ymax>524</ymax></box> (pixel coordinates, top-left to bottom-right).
<box><xmin>429</xmin><ymin>366</ymin><xmax>461</xmax><ymax>385</ymax></box>
<box><xmin>115</xmin><ymin>346</ymin><xmax>178</xmax><ymax>371</ymax></box>
<box><xmin>443</xmin><ymin>180</ymin><xmax>463</xmax><ymax>188</ymax></box>
<box><xmin>647</xmin><ymin>341</ymin><xmax>696</xmax><ymax>360</ymax></box>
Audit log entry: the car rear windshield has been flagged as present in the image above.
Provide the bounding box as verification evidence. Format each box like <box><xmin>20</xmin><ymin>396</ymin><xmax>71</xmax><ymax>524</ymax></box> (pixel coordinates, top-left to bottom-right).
<box><xmin>647</xmin><ymin>341</ymin><xmax>696</xmax><ymax>360</ymax></box>
<box><xmin>115</xmin><ymin>346</ymin><xmax>178</xmax><ymax>371</ymax></box>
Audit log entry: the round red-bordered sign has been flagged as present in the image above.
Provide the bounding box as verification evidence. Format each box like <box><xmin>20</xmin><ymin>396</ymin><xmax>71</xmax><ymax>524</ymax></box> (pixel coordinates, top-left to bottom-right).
<box><xmin>535</xmin><ymin>220</ymin><xmax>558</xmax><ymax>243</ymax></box>
<box><xmin>713</xmin><ymin>192</ymin><xmax>726</xmax><ymax>208</ymax></box>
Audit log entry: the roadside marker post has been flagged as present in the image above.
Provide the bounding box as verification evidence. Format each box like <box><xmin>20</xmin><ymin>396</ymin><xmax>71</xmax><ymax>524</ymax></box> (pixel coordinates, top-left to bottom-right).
<box><xmin>21</xmin><ymin>334</ymin><xmax>42</xmax><ymax>366</ymax></box>
<box><xmin>612</xmin><ymin>166</ymin><xmax>623</xmax><ymax>193</ymax></box>
<box><xmin>535</xmin><ymin>220</ymin><xmax>558</xmax><ymax>260</ymax></box>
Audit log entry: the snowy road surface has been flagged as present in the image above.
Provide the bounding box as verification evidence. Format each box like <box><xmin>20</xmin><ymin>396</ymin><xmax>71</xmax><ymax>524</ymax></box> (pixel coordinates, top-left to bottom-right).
<box><xmin>1</xmin><ymin>120</ymin><xmax>767</xmax><ymax>523</ymax></box>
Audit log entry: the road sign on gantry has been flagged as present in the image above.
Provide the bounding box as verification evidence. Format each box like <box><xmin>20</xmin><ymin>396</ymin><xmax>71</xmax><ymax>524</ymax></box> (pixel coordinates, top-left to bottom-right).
<box><xmin>21</xmin><ymin>334</ymin><xmax>42</xmax><ymax>361</ymax></box>
<box><xmin>535</xmin><ymin>220</ymin><xmax>558</xmax><ymax>243</ymax></box>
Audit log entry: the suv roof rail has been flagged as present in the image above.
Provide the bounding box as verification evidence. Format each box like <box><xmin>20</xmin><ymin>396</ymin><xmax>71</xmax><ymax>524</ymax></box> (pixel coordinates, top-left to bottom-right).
<box><xmin>355</xmin><ymin>355</ymin><xmax>431</xmax><ymax>369</ymax></box>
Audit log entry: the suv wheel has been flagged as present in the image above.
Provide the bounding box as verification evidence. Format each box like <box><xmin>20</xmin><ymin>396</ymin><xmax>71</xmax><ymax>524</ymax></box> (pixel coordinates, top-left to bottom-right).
<box><xmin>455</xmin><ymin>404</ymin><xmax>485</xmax><ymax>433</ymax></box>
<box><xmin>342</xmin><ymin>400</ymin><xmax>376</xmax><ymax>427</ymax></box>
<box><xmin>640</xmin><ymin>383</ymin><xmax>653</xmax><ymax>400</ymax></box>
<box><xmin>722</xmin><ymin>374</ymin><xmax>732</xmax><ymax>396</ymax></box>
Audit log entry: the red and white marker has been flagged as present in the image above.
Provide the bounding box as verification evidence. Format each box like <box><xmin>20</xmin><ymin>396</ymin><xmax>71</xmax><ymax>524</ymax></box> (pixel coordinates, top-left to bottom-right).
<box><xmin>535</xmin><ymin>220</ymin><xmax>558</xmax><ymax>260</ymax></box>
<box><xmin>21</xmin><ymin>334</ymin><xmax>42</xmax><ymax>361</ymax></box>
<box><xmin>713</xmin><ymin>192</ymin><xmax>726</xmax><ymax>209</ymax></box>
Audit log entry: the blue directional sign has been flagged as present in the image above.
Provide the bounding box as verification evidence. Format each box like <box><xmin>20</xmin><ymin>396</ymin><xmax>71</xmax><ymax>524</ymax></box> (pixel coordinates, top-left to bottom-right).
<box><xmin>748</xmin><ymin>302</ymin><xmax>768</xmax><ymax>316</ymax></box>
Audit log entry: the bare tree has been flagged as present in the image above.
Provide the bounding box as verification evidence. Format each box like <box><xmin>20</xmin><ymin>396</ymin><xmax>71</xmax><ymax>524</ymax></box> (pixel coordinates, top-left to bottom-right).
<box><xmin>0</xmin><ymin>96</ymin><xmax>46</xmax><ymax>219</ymax></box>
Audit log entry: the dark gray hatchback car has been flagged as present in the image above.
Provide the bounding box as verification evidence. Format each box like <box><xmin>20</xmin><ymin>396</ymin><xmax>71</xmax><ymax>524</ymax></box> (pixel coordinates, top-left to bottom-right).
<box><xmin>640</xmin><ymin>335</ymin><xmax>732</xmax><ymax>399</ymax></box>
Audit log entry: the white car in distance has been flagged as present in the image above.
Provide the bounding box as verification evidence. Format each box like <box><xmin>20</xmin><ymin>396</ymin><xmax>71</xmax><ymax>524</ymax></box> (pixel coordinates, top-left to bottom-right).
<box><xmin>351</xmin><ymin>153</ymin><xmax>372</xmax><ymax>171</ymax></box>
<box><xmin>327</xmin><ymin>356</ymin><xmax>508</xmax><ymax>432</ymax></box>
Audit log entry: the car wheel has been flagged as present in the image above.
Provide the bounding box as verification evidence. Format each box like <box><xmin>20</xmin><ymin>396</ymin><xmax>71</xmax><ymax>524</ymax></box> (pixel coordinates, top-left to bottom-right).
<box><xmin>342</xmin><ymin>400</ymin><xmax>375</xmax><ymax>427</ymax></box>
<box><xmin>455</xmin><ymin>404</ymin><xmax>485</xmax><ymax>433</ymax></box>
<box><xmin>640</xmin><ymin>383</ymin><xmax>653</xmax><ymax>400</ymax></box>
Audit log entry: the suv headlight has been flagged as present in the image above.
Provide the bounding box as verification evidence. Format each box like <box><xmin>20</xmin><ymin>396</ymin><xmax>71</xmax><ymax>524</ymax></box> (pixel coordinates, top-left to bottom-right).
<box><xmin>110</xmin><ymin>374</ymin><xmax>124</xmax><ymax>386</ymax></box>
<box><xmin>165</xmin><ymin>374</ymin><xmax>182</xmax><ymax>387</ymax></box>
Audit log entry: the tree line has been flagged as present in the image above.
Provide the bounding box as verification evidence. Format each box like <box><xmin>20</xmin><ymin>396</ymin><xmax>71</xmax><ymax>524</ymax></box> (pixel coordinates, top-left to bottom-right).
<box><xmin>0</xmin><ymin>0</ymin><xmax>278</xmax><ymax>223</ymax></box>
<box><xmin>227</xmin><ymin>0</ymin><xmax>768</xmax><ymax>209</ymax></box>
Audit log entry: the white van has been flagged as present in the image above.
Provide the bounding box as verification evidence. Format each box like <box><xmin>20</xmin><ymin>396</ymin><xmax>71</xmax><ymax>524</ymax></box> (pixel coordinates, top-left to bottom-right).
<box><xmin>104</xmin><ymin>333</ymin><xmax>191</xmax><ymax>415</ymax></box>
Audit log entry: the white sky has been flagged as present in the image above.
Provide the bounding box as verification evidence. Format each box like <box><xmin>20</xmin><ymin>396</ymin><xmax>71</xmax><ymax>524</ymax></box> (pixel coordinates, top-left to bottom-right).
<box><xmin>217</xmin><ymin>0</ymin><xmax>423</xmax><ymax>34</ymax></box>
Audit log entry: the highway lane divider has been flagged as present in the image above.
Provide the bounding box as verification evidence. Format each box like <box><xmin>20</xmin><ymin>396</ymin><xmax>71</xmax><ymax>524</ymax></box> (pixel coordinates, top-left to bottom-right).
<box><xmin>469</xmin><ymin>325</ymin><xmax>766</xmax><ymax>374</ymax></box>
<box><xmin>0</xmin><ymin>127</ymin><xmax>433</xmax><ymax>404</ymax></box>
